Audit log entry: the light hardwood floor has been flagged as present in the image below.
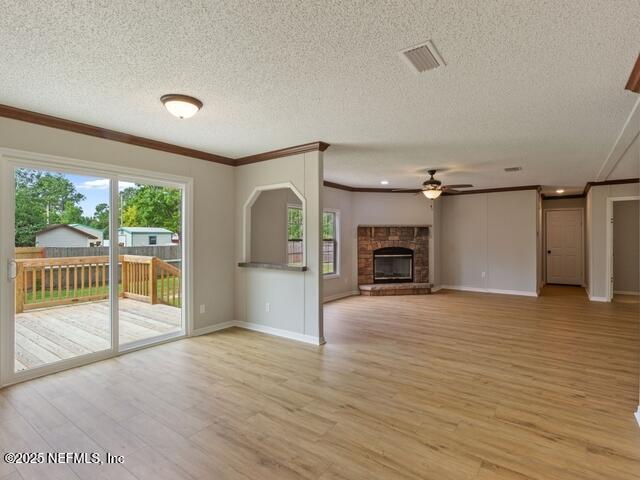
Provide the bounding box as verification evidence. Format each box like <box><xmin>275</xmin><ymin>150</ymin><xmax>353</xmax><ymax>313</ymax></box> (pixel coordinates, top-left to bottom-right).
<box><xmin>0</xmin><ymin>286</ymin><xmax>639</xmax><ymax>479</ymax></box>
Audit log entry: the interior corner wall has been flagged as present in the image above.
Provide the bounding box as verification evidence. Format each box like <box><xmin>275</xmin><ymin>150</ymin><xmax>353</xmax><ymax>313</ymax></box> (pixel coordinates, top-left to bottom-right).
<box><xmin>441</xmin><ymin>190</ymin><xmax>538</xmax><ymax>295</ymax></box>
<box><xmin>321</xmin><ymin>189</ymin><xmax>436</xmax><ymax>301</ymax></box>
<box><xmin>235</xmin><ymin>152</ymin><xmax>323</xmax><ymax>342</ymax></box>
<box><xmin>350</xmin><ymin>192</ymin><xmax>436</xmax><ymax>288</ymax></box>
<box><xmin>586</xmin><ymin>182</ymin><xmax>640</xmax><ymax>300</ymax></box>
<box><xmin>0</xmin><ymin>117</ymin><xmax>236</xmax><ymax>332</ymax></box>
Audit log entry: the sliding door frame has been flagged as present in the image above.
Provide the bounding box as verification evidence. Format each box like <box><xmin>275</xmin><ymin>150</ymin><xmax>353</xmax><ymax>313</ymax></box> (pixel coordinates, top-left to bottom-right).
<box><xmin>0</xmin><ymin>147</ymin><xmax>193</xmax><ymax>387</ymax></box>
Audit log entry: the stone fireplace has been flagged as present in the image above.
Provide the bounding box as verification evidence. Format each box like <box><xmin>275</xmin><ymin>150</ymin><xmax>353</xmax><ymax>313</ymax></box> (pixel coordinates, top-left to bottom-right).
<box><xmin>358</xmin><ymin>226</ymin><xmax>431</xmax><ymax>295</ymax></box>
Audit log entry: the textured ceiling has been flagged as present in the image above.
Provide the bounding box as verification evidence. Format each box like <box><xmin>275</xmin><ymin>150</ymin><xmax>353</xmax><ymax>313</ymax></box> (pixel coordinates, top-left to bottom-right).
<box><xmin>0</xmin><ymin>1</ymin><xmax>638</xmax><ymax>193</ymax></box>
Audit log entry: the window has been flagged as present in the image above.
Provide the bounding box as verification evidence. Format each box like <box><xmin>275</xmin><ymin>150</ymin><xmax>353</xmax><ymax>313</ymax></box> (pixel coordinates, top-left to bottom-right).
<box><xmin>287</xmin><ymin>205</ymin><xmax>303</xmax><ymax>265</ymax></box>
<box><xmin>323</xmin><ymin>210</ymin><xmax>339</xmax><ymax>275</ymax></box>
<box><xmin>148</xmin><ymin>235</ymin><xmax>157</xmax><ymax>245</ymax></box>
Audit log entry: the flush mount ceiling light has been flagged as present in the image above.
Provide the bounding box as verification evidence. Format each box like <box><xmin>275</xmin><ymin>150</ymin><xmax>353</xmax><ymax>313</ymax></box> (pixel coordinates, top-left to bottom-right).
<box><xmin>380</xmin><ymin>180</ymin><xmax>389</xmax><ymax>185</ymax></box>
<box><xmin>556</xmin><ymin>189</ymin><xmax>565</xmax><ymax>194</ymax></box>
<box><xmin>161</xmin><ymin>94</ymin><xmax>203</xmax><ymax>119</ymax></box>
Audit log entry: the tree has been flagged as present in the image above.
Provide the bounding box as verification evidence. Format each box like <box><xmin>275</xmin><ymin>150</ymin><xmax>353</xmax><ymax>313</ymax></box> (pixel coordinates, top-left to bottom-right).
<box><xmin>14</xmin><ymin>169</ymin><xmax>86</xmax><ymax>246</ymax></box>
<box><xmin>89</xmin><ymin>203</ymin><xmax>110</xmax><ymax>239</ymax></box>
<box><xmin>121</xmin><ymin>185</ymin><xmax>181</xmax><ymax>236</ymax></box>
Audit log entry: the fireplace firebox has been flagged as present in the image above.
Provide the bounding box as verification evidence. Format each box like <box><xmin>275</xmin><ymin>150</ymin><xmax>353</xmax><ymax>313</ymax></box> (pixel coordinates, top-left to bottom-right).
<box><xmin>373</xmin><ymin>247</ymin><xmax>413</xmax><ymax>283</ymax></box>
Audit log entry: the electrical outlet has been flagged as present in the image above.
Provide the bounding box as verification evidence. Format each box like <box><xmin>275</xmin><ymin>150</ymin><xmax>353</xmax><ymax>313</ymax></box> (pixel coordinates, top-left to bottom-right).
<box><xmin>265</xmin><ymin>302</ymin><xmax>271</xmax><ymax>313</ymax></box>
<box><xmin>199</xmin><ymin>304</ymin><xmax>206</xmax><ymax>314</ymax></box>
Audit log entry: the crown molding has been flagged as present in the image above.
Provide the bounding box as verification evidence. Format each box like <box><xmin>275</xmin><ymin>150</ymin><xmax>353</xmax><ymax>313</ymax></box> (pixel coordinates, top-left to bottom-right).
<box><xmin>323</xmin><ymin>181</ymin><xmax>420</xmax><ymax>193</ymax></box>
<box><xmin>583</xmin><ymin>178</ymin><xmax>639</xmax><ymax>196</ymax></box>
<box><xmin>235</xmin><ymin>142</ymin><xmax>330</xmax><ymax>166</ymax></box>
<box><xmin>626</xmin><ymin>53</ymin><xmax>640</xmax><ymax>93</ymax></box>
<box><xmin>0</xmin><ymin>103</ymin><xmax>329</xmax><ymax>166</ymax></box>
<box><xmin>541</xmin><ymin>194</ymin><xmax>584</xmax><ymax>200</ymax></box>
<box><xmin>441</xmin><ymin>185</ymin><xmax>541</xmax><ymax>196</ymax></box>
<box><xmin>0</xmin><ymin>104</ymin><xmax>237</xmax><ymax>165</ymax></box>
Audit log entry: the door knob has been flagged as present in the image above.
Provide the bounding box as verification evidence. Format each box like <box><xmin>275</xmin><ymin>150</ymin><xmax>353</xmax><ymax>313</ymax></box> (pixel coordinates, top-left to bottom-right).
<box><xmin>547</xmin><ymin>250</ymin><xmax>551</xmax><ymax>254</ymax></box>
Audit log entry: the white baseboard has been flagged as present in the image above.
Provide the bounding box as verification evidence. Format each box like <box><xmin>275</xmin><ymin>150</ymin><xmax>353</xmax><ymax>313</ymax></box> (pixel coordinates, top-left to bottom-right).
<box><xmin>323</xmin><ymin>290</ymin><xmax>360</xmax><ymax>303</ymax></box>
<box><xmin>191</xmin><ymin>321</ymin><xmax>236</xmax><ymax>336</ymax></box>
<box><xmin>635</xmin><ymin>407</ymin><xmax>640</xmax><ymax>427</ymax></box>
<box><xmin>614</xmin><ymin>290</ymin><xmax>640</xmax><ymax>296</ymax></box>
<box><xmin>235</xmin><ymin>321</ymin><xmax>323</xmax><ymax>345</ymax></box>
<box><xmin>431</xmin><ymin>285</ymin><xmax>443</xmax><ymax>293</ymax></box>
<box><xmin>192</xmin><ymin>320</ymin><xmax>323</xmax><ymax>345</ymax></box>
<box><xmin>441</xmin><ymin>285</ymin><xmax>538</xmax><ymax>297</ymax></box>
<box><xmin>589</xmin><ymin>296</ymin><xmax>609</xmax><ymax>302</ymax></box>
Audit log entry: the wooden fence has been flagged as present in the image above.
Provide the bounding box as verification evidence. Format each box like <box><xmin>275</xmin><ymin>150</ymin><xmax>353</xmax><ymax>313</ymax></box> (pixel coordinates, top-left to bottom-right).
<box><xmin>15</xmin><ymin>255</ymin><xmax>181</xmax><ymax>313</ymax></box>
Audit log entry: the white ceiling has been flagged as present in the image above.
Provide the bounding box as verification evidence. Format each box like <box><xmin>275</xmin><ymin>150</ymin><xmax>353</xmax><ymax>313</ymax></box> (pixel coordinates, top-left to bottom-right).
<box><xmin>0</xmin><ymin>1</ymin><xmax>638</xmax><ymax>193</ymax></box>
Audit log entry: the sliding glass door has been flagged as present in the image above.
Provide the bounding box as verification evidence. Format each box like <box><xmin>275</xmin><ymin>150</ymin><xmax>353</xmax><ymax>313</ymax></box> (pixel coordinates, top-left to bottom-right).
<box><xmin>117</xmin><ymin>178</ymin><xmax>184</xmax><ymax>348</ymax></box>
<box><xmin>9</xmin><ymin>166</ymin><xmax>113</xmax><ymax>373</ymax></box>
<box><xmin>1</xmin><ymin>154</ymin><xmax>189</xmax><ymax>385</ymax></box>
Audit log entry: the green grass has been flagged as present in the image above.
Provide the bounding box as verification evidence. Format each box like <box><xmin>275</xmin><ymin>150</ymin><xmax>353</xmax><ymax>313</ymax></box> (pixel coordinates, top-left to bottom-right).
<box><xmin>25</xmin><ymin>278</ymin><xmax>181</xmax><ymax>308</ymax></box>
<box><xmin>323</xmin><ymin>263</ymin><xmax>335</xmax><ymax>274</ymax></box>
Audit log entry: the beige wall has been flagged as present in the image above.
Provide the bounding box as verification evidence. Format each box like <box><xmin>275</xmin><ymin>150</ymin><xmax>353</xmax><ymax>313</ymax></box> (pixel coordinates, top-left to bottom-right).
<box><xmin>542</xmin><ymin>197</ymin><xmax>586</xmax><ymax>210</ymax></box>
<box><xmin>440</xmin><ymin>190</ymin><xmax>538</xmax><ymax>294</ymax></box>
<box><xmin>613</xmin><ymin>200</ymin><xmax>640</xmax><ymax>294</ymax></box>
<box><xmin>0</xmin><ymin>117</ymin><xmax>235</xmax><ymax>331</ymax></box>
<box><xmin>250</xmin><ymin>188</ymin><xmax>301</xmax><ymax>264</ymax></box>
<box><xmin>586</xmin><ymin>183</ymin><xmax>640</xmax><ymax>299</ymax></box>
<box><xmin>235</xmin><ymin>152</ymin><xmax>323</xmax><ymax>342</ymax></box>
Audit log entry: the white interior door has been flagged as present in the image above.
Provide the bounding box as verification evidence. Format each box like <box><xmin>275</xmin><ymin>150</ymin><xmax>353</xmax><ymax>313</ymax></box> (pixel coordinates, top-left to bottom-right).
<box><xmin>546</xmin><ymin>209</ymin><xmax>583</xmax><ymax>285</ymax></box>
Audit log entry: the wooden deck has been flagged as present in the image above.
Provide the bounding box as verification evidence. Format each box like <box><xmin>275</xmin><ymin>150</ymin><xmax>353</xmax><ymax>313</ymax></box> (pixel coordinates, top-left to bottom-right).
<box><xmin>16</xmin><ymin>299</ymin><xmax>182</xmax><ymax>371</ymax></box>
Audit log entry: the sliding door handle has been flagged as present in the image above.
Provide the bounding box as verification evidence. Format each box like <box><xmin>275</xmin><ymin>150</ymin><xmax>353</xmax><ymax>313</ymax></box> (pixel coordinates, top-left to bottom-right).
<box><xmin>7</xmin><ymin>259</ymin><xmax>17</xmax><ymax>280</ymax></box>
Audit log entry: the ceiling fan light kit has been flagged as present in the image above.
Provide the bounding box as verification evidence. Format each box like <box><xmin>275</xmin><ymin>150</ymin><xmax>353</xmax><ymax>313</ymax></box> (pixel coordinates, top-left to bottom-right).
<box><xmin>422</xmin><ymin>188</ymin><xmax>442</xmax><ymax>199</ymax></box>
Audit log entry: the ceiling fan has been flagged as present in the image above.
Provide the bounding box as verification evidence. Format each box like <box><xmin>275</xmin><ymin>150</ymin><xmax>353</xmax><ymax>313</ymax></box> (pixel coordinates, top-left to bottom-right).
<box><xmin>393</xmin><ymin>169</ymin><xmax>473</xmax><ymax>199</ymax></box>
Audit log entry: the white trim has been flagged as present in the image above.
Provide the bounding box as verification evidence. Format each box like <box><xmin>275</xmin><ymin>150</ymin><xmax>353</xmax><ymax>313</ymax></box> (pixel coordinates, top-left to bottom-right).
<box><xmin>543</xmin><ymin>208</ymin><xmax>584</xmax><ymax>286</ymax></box>
<box><xmin>242</xmin><ymin>182</ymin><xmax>306</xmax><ymax>266</ymax></box>
<box><xmin>235</xmin><ymin>321</ymin><xmax>323</xmax><ymax>345</ymax></box>
<box><xmin>191</xmin><ymin>321</ymin><xmax>236</xmax><ymax>336</ymax></box>
<box><xmin>606</xmin><ymin>196</ymin><xmax>640</xmax><ymax>302</ymax></box>
<box><xmin>589</xmin><ymin>296</ymin><xmax>609</xmax><ymax>302</ymax></box>
<box><xmin>614</xmin><ymin>290</ymin><xmax>640</xmax><ymax>296</ymax></box>
<box><xmin>635</xmin><ymin>407</ymin><xmax>640</xmax><ymax>428</ymax></box>
<box><xmin>431</xmin><ymin>285</ymin><xmax>443</xmax><ymax>293</ymax></box>
<box><xmin>323</xmin><ymin>290</ymin><xmax>359</xmax><ymax>303</ymax></box>
<box><xmin>441</xmin><ymin>285</ymin><xmax>538</xmax><ymax>297</ymax></box>
<box><xmin>323</xmin><ymin>207</ymin><xmax>340</xmax><ymax>277</ymax></box>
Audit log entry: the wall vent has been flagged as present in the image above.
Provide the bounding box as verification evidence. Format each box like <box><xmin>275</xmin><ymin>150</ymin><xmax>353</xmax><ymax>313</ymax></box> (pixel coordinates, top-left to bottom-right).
<box><xmin>400</xmin><ymin>40</ymin><xmax>445</xmax><ymax>73</ymax></box>
<box><xmin>504</xmin><ymin>166</ymin><xmax>523</xmax><ymax>172</ymax></box>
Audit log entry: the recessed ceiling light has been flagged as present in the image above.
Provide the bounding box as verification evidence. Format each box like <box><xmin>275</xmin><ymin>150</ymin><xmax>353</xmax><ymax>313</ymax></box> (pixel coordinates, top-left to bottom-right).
<box><xmin>161</xmin><ymin>94</ymin><xmax>203</xmax><ymax>119</ymax></box>
<box><xmin>380</xmin><ymin>180</ymin><xmax>389</xmax><ymax>185</ymax></box>
<box><xmin>556</xmin><ymin>189</ymin><xmax>565</xmax><ymax>194</ymax></box>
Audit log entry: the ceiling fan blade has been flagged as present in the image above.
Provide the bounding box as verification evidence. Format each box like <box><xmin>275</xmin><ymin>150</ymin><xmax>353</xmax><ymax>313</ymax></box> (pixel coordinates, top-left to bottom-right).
<box><xmin>443</xmin><ymin>184</ymin><xmax>473</xmax><ymax>189</ymax></box>
<box><xmin>444</xmin><ymin>188</ymin><xmax>460</xmax><ymax>194</ymax></box>
<box><xmin>391</xmin><ymin>188</ymin><xmax>420</xmax><ymax>192</ymax></box>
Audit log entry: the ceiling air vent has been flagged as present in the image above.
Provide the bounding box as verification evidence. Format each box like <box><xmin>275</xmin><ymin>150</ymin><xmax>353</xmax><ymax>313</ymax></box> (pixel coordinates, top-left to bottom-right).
<box><xmin>400</xmin><ymin>40</ymin><xmax>445</xmax><ymax>73</ymax></box>
<box><xmin>504</xmin><ymin>166</ymin><xmax>522</xmax><ymax>172</ymax></box>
